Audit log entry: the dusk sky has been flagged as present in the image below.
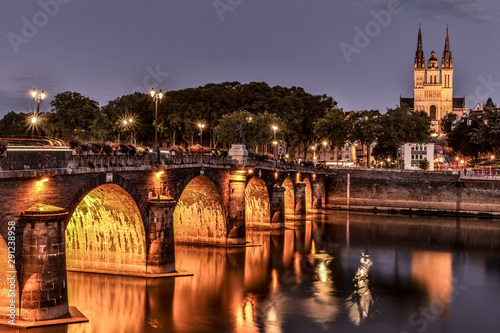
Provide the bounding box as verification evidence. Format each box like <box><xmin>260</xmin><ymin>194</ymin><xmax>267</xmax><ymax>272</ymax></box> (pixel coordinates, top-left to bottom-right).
<box><xmin>2</xmin><ymin>0</ymin><xmax>500</xmax><ymax>118</ymax></box>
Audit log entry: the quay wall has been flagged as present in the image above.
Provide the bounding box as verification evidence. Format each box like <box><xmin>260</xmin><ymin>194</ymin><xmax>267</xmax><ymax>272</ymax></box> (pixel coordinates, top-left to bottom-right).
<box><xmin>326</xmin><ymin>168</ymin><xmax>500</xmax><ymax>217</ymax></box>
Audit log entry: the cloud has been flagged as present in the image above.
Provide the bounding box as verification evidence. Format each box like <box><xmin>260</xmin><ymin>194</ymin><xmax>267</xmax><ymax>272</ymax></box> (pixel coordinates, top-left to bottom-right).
<box><xmin>352</xmin><ymin>0</ymin><xmax>499</xmax><ymax>22</ymax></box>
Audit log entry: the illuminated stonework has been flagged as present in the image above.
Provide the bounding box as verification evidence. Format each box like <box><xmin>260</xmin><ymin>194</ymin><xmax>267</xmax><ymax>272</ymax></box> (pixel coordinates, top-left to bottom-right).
<box><xmin>303</xmin><ymin>178</ymin><xmax>312</xmax><ymax>211</ymax></box>
<box><xmin>65</xmin><ymin>184</ymin><xmax>146</xmax><ymax>273</ymax></box>
<box><xmin>282</xmin><ymin>178</ymin><xmax>295</xmax><ymax>218</ymax></box>
<box><xmin>245</xmin><ymin>176</ymin><xmax>271</xmax><ymax>227</ymax></box>
<box><xmin>173</xmin><ymin>176</ymin><xmax>226</xmax><ymax>244</ymax></box>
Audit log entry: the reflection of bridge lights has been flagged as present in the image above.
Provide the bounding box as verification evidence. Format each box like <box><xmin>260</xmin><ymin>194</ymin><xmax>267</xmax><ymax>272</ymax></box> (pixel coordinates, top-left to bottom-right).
<box><xmin>271</xmin><ymin>269</ymin><xmax>279</xmax><ymax>292</ymax></box>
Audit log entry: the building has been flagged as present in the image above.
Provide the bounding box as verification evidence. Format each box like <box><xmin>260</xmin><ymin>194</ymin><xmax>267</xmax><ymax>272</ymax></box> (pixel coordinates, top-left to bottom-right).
<box><xmin>451</xmin><ymin>97</ymin><xmax>497</xmax><ymax>129</ymax></box>
<box><xmin>400</xmin><ymin>142</ymin><xmax>435</xmax><ymax>171</ymax></box>
<box><xmin>400</xmin><ymin>27</ymin><xmax>467</xmax><ymax>132</ymax></box>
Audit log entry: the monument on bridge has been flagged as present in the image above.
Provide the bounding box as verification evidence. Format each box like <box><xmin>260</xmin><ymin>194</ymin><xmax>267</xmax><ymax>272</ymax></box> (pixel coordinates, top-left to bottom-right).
<box><xmin>228</xmin><ymin>119</ymin><xmax>248</xmax><ymax>164</ymax></box>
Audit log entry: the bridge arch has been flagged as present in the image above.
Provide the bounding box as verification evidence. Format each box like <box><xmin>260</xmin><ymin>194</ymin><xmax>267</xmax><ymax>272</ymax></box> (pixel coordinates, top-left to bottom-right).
<box><xmin>245</xmin><ymin>176</ymin><xmax>271</xmax><ymax>227</ymax></box>
<box><xmin>65</xmin><ymin>181</ymin><xmax>147</xmax><ymax>274</ymax></box>
<box><xmin>173</xmin><ymin>175</ymin><xmax>227</xmax><ymax>244</ymax></box>
<box><xmin>303</xmin><ymin>177</ymin><xmax>312</xmax><ymax>212</ymax></box>
<box><xmin>282</xmin><ymin>177</ymin><xmax>295</xmax><ymax>218</ymax></box>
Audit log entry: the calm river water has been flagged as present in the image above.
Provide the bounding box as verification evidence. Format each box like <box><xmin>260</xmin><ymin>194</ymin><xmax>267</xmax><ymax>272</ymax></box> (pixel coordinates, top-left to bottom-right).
<box><xmin>10</xmin><ymin>211</ymin><xmax>500</xmax><ymax>333</ymax></box>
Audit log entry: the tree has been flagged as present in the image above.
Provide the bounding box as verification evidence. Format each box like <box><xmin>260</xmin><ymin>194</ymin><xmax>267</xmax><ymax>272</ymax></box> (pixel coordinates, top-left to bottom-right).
<box><xmin>313</xmin><ymin>109</ymin><xmax>350</xmax><ymax>153</ymax></box>
<box><xmin>419</xmin><ymin>159</ymin><xmax>430</xmax><ymax>170</ymax></box>
<box><xmin>470</xmin><ymin>110</ymin><xmax>500</xmax><ymax>155</ymax></box>
<box><xmin>101</xmin><ymin>93</ymin><xmax>154</xmax><ymax>144</ymax></box>
<box><xmin>350</xmin><ymin>111</ymin><xmax>380</xmax><ymax>167</ymax></box>
<box><xmin>448</xmin><ymin>124</ymin><xmax>483</xmax><ymax>158</ymax></box>
<box><xmin>214</xmin><ymin>110</ymin><xmax>285</xmax><ymax>150</ymax></box>
<box><xmin>440</xmin><ymin>112</ymin><xmax>457</xmax><ymax>134</ymax></box>
<box><xmin>0</xmin><ymin>111</ymin><xmax>33</xmax><ymax>137</ymax></box>
<box><xmin>373</xmin><ymin>105</ymin><xmax>430</xmax><ymax>167</ymax></box>
<box><xmin>45</xmin><ymin>91</ymin><xmax>100</xmax><ymax>140</ymax></box>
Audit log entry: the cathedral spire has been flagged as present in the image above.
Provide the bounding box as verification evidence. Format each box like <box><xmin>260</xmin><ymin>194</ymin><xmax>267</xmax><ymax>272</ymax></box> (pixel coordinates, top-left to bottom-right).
<box><xmin>415</xmin><ymin>26</ymin><xmax>425</xmax><ymax>69</ymax></box>
<box><xmin>442</xmin><ymin>26</ymin><xmax>453</xmax><ymax>68</ymax></box>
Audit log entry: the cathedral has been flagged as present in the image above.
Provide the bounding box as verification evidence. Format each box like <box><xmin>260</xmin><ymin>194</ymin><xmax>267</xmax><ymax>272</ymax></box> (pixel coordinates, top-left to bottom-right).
<box><xmin>400</xmin><ymin>27</ymin><xmax>467</xmax><ymax>131</ymax></box>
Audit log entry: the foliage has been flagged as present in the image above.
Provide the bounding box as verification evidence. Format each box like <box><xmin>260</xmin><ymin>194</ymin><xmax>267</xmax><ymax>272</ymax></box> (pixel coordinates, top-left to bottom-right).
<box><xmin>187</xmin><ymin>144</ymin><xmax>208</xmax><ymax>154</ymax></box>
<box><xmin>0</xmin><ymin>140</ymin><xmax>8</xmax><ymax>153</ymax></box>
<box><xmin>45</xmin><ymin>91</ymin><xmax>100</xmax><ymax>141</ymax></box>
<box><xmin>214</xmin><ymin>110</ymin><xmax>285</xmax><ymax>149</ymax></box>
<box><xmin>373</xmin><ymin>105</ymin><xmax>430</xmax><ymax>166</ymax></box>
<box><xmin>419</xmin><ymin>159</ymin><xmax>430</xmax><ymax>170</ymax></box>
<box><xmin>440</xmin><ymin>113</ymin><xmax>457</xmax><ymax>134</ymax></box>
<box><xmin>470</xmin><ymin>110</ymin><xmax>500</xmax><ymax>154</ymax></box>
<box><xmin>167</xmin><ymin>145</ymin><xmax>186</xmax><ymax>155</ymax></box>
<box><xmin>448</xmin><ymin>124</ymin><xmax>484</xmax><ymax>158</ymax></box>
<box><xmin>249</xmin><ymin>152</ymin><xmax>275</xmax><ymax>161</ymax></box>
<box><xmin>313</xmin><ymin>109</ymin><xmax>350</xmax><ymax>150</ymax></box>
<box><xmin>350</xmin><ymin>111</ymin><xmax>380</xmax><ymax>166</ymax></box>
<box><xmin>0</xmin><ymin>111</ymin><xmax>34</xmax><ymax>138</ymax></box>
<box><xmin>101</xmin><ymin>92</ymin><xmax>153</xmax><ymax>144</ymax></box>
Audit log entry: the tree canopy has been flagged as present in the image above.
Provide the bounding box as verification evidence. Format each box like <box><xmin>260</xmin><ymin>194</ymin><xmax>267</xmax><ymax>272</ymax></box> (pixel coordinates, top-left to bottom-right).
<box><xmin>45</xmin><ymin>91</ymin><xmax>100</xmax><ymax>140</ymax></box>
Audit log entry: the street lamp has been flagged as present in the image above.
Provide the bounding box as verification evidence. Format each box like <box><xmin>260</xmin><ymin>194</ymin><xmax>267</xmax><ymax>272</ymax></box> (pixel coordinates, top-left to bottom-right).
<box><xmin>198</xmin><ymin>123</ymin><xmax>205</xmax><ymax>146</ymax></box>
<box><xmin>31</xmin><ymin>89</ymin><xmax>46</xmax><ymax>115</ymax></box>
<box><xmin>150</xmin><ymin>88</ymin><xmax>164</xmax><ymax>162</ymax></box>
<box><xmin>323</xmin><ymin>141</ymin><xmax>327</xmax><ymax>165</ymax></box>
<box><xmin>272</xmin><ymin>125</ymin><xmax>278</xmax><ymax>159</ymax></box>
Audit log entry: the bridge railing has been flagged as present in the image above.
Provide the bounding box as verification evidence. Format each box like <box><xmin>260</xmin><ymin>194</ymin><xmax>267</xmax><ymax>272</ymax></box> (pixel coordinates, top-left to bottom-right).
<box><xmin>0</xmin><ymin>149</ymin><xmax>328</xmax><ymax>175</ymax></box>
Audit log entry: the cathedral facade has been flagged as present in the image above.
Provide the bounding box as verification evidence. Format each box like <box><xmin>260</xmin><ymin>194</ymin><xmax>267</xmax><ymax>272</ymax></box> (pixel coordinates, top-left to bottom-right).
<box><xmin>400</xmin><ymin>27</ymin><xmax>467</xmax><ymax>131</ymax></box>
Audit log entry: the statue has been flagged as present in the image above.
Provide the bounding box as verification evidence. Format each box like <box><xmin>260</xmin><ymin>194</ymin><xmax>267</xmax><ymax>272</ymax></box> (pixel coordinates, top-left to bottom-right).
<box><xmin>235</xmin><ymin>119</ymin><xmax>245</xmax><ymax>144</ymax></box>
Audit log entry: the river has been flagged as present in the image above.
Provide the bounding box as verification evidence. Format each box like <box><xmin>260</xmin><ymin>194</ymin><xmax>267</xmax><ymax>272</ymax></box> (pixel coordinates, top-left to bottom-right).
<box><xmin>8</xmin><ymin>211</ymin><xmax>500</xmax><ymax>332</ymax></box>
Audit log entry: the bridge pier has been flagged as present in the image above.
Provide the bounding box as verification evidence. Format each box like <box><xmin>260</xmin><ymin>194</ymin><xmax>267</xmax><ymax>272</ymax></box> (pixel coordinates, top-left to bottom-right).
<box><xmin>227</xmin><ymin>172</ymin><xmax>246</xmax><ymax>245</ymax></box>
<box><xmin>19</xmin><ymin>204</ymin><xmax>69</xmax><ymax>321</ymax></box>
<box><xmin>294</xmin><ymin>182</ymin><xmax>307</xmax><ymax>219</ymax></box>
<box><xmin>312</xmin><ymin>181</ymin><xmax>323</xmax><ymax>213</ymax></box>
<box><xmin>147</xmin><ymin>197</ymin><xmax>177</xmax><ymax>274</ymax></box>
<box><xmin>270</xmin><ymin>185</ymin><xmax>285</xmax><ymax>228</ymax></box>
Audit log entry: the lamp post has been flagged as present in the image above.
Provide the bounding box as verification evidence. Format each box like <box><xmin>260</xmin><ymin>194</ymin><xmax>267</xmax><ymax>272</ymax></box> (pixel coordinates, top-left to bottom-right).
<box><xmin>31</xmin><ymin>89</ymin><xmax>46</xmax><ymax>115</ymax></box>
<box><xmin>272</xmin><ymin>125</ymin><xmax>278</xmax><ymax>159</ymax></box>
<box><xmin>30</xmin><ymin>89</ymin><xmax>45</xmax><ymax>137</ymax></box>
<box><xmin>150</xmin><ymin>88</ymin><xmax>163</xmax><ymax>163</ymax></box>
<box><xmin>123</xmin><ymin>118</ymin><xmax>134</xmax><ymax>144</ymax></box>
<box><xmin>198</xmin><ymin>123</ymin><xmax>205</xmax><ymax>146</ymax></box>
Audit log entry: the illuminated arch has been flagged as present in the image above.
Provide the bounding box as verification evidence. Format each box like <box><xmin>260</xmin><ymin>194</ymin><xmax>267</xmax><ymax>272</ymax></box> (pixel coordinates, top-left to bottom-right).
<box><xmin>245</xmin><ymin>176</ymin><xmax>271</xmax><ymax>227</ymax></box>
<box><xmin>65</xmin><ymin>184</ymin><xmax>146</xmax><ymax>274</ymax></box>
<box><xmin>282</xmin><ymin>177</ymin><xmax>295</xmax><ymax>218</ymax></box>
<box><xmin>0</xmin><ymin>235</ymin><xmax>19</xmax><ymax>318</ymax></box>
<box><xmin>303</xmin><ymin>177</ymin><xmax>312</xmax><ymax>212</ymax></box>
<box><xmin>174</xmin><ymin>176</ymin><xmax>226</xmax><ymax>244</ymax></box>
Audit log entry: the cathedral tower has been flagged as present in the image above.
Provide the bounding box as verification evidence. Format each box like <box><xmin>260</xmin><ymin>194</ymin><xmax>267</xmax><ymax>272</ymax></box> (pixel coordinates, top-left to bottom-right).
<box><xmin>402</xmin><ymin>26</ymin><xmax>466</xmax><ymax>132</ymax></box>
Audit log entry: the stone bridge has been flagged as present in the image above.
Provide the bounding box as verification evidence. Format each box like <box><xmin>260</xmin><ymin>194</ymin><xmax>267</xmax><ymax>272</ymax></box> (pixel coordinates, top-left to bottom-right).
<box><xmin>0</xmin><ymin>150</ymin><xmax>329</xmax><ymax>323</ymax></box>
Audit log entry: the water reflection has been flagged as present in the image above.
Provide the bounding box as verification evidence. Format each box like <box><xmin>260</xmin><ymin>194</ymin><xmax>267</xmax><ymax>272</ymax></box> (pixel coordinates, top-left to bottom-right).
<box><xmin>345</xmin><ymin>252</ymin><xmax>375</xmax><ymax>326</ymax></box>
<box><xmin>24</xmin><ymin>211</ymin><xmax>500</xmax><ymax>333</ymax></box>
